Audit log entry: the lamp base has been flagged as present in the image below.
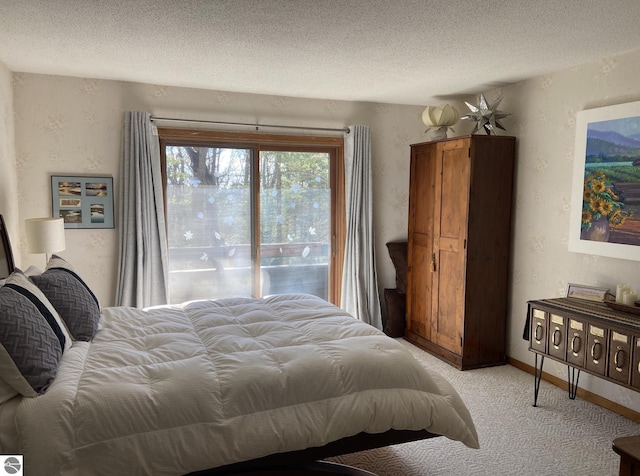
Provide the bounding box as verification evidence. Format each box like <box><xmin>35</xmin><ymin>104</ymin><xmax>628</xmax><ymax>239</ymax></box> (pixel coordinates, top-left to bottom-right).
<box><xmin>431</xmin><ymin>126</ymin><xmax>450</xmax><ymax>141</ymax></box>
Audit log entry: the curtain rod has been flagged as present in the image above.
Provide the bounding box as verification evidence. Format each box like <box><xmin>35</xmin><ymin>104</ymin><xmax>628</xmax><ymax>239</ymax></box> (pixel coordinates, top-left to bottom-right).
<box><xmin>150</xmin><ymin>116</ymin><xmax>350</xmax><ymax>134</ymax></box>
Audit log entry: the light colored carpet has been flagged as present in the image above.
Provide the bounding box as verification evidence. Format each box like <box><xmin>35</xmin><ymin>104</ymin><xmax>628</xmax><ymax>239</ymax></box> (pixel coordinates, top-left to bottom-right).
<box><xmin>328</xmin><ymin>339</ymin><xmax>640</xmax><ymax>476</ymax></box>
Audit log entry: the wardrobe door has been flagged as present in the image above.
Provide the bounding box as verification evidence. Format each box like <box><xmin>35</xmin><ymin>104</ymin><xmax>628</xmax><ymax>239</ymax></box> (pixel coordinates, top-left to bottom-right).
<box><xmin>431</xmin><ymin>140</ymin><xmax>469</xmax><ymax>355</ymax></box>
<box><xmin>406</xmin><ymin>143</ymin><xmax>437</xmax><ymax>341</ymax></box>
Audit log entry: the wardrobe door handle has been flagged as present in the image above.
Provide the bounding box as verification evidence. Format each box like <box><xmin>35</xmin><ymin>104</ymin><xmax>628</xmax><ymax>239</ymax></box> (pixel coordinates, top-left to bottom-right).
<box><xmin>430</xmin><ymin>253</ymin><xmax>436</xmax><ymax>272</ymax></box>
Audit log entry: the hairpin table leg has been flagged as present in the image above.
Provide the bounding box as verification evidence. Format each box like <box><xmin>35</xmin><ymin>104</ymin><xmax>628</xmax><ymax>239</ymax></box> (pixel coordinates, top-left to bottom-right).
<box><xmin>567</xmin><ymin>366</ymin><xmax>580</xmax><ymax>400</ymax></box>
<box><xmin>533</xmin><ymin>353</ymin><xmax>544</xmax><ymax>407</ymax></box>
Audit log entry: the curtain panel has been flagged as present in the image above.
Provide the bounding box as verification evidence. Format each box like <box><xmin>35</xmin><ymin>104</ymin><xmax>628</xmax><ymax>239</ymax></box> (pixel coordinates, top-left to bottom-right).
<box><xmin>341</xmin><ymin>125</ymin><xmax>382</xmax><ymax>329</ymax></box>
<box><xmin>115</xmin><ymin>111</ymin><xmax>168</xmax><ymax>307</ymax></box>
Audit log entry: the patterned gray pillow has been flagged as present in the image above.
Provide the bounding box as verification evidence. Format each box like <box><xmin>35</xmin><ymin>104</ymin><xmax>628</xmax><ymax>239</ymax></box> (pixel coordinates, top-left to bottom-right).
<box><xmin>31</xmin><ymin>255</ymin><xmax>100</xmax><ymax>341</ymax></box>
<box><xmin>0</xmin><ymin>271</ymin><xmax>64</xmax><ymax>396</ymax></box>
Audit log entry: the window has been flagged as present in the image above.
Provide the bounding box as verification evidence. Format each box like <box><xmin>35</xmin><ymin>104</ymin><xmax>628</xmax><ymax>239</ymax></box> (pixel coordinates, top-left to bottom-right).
<box><xmin>159</xmin><ymin>129</ymin><xmax>345</xmax><ymax>305</ymax></box>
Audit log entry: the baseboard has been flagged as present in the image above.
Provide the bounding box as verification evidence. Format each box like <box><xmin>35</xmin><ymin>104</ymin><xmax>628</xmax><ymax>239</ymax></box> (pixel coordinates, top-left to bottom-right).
<box><xmin>507</xmin><ymin>356</ymin><xmax>640</xmax><ymax>423</ymax></box>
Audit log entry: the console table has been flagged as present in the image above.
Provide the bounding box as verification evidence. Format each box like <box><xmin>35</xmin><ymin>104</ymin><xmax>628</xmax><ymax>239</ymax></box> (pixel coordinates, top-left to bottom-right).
<box><xmin>526</xmin><ymin>297</ymin><xmax>640</xmax><ymax>406</ymax></box>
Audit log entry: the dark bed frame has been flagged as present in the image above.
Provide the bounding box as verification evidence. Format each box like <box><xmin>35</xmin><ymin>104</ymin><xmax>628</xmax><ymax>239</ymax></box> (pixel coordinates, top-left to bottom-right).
<box><xmin>0</xmin><ymin>214</ymin><xmax>16</xmax><ymax>279</ymax></box>
<box><xmin>0</xmin><ymin>214</ymin><xmax>439</xmax><ymax>475</ymax></box>
<box><xmin>188</xmin><ymin>429</ymin><xmax>438</xmax><ymax>475</ymax></box>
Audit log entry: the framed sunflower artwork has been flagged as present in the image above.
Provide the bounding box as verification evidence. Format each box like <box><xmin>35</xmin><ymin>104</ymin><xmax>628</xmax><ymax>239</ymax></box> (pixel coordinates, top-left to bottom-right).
<box><xmin>569</xmin><ymin>100</ymin><xmax>640</xmax><ymax>260</ymax></box>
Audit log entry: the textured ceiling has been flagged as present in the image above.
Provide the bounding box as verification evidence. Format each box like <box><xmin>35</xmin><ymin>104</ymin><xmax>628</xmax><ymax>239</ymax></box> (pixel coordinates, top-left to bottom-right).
<box><xmin>1</xmin><ymin>1</ymin><xmax>640</xmax><ymax>106</ymax></box>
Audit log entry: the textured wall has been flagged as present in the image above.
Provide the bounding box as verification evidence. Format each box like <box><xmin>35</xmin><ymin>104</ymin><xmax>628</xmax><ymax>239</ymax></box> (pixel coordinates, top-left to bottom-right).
<box><xmin>12</xmin><ymin>74</ymin><xmax>449</xmax><ymax>308</ymax></box>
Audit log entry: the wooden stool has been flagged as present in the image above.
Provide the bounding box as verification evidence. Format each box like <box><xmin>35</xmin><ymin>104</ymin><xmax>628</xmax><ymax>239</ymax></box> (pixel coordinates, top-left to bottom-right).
<box><xmin>613</xmin><ymin>435</ymin><xmax>640</xmax><ymax>476</ymax></box>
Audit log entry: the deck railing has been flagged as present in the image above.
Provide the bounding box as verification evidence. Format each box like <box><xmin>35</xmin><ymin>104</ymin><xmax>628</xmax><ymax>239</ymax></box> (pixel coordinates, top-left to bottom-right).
<box><xmin>168</xmin><ymin>242</ymin><xmax>329</xmax><ymax>303</ymax></box>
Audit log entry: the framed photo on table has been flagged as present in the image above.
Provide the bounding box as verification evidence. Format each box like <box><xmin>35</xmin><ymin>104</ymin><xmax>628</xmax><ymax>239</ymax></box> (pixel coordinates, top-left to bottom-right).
<box><xmin>51</xmin><ymin>175</ymin><xmax>114</xmax><ymax>229</ymax></box>
<box><xmin>565</xmin><ymin>283</ymin><xmax>610</xmax><ymax>302</ymax></box>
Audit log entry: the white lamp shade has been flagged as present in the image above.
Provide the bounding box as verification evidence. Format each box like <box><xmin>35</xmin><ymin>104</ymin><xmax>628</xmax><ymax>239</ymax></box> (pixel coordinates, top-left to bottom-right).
<box><xmin>25</xmin><ymin>217</ymin><xmax>66</xmax><ymax>255</ymax></box>
<box><xmin>422</xmin><ymin>104</ymin><xmax>460</xmax><ymax>127</ymax></box>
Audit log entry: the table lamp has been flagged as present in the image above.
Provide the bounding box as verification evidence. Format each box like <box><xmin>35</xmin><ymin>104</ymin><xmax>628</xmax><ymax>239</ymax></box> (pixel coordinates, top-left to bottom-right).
<box><xmin>25</xmin><ymin>217</ymin><xmax>66</xmax><ymax>265</ymax></box>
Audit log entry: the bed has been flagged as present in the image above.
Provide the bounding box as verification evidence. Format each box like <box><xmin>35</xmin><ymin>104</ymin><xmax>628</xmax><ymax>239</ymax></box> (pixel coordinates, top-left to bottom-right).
<box><xmin>0</xmin><ymin>216</ymin><xmax>478</xmax><ymax>475</ymax></box>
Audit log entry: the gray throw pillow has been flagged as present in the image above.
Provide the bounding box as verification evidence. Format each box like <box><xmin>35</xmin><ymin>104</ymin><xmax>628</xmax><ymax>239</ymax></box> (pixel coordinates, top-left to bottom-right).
<box><xmin>0</xmin><ymin>270</ymin><xmax>65</xmax><ymax>396</ymax></box>
<box><xmin>31</xmin><ymin>255</ymin><xmax>101</xmax><ymax>341</ymax></box>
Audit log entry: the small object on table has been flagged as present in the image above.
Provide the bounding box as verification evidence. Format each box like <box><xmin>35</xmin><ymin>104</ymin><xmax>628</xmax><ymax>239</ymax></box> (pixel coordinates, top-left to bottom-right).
<box><xmin>623</xmin><ymin>290</ymin><xmax>638</xmax><ymax>306</ymax></box>
<box><xmin>617</xmin><ymin>284</ymin><xmax>631</xmax><ymax>303</ymax></box>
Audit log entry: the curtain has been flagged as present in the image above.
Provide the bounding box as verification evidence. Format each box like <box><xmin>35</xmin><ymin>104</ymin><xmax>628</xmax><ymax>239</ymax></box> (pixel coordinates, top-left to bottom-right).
<box><xmin>340</xmin><ymin>125</ymin><xmax>382</xmax><ymax>329</ymax></box>
<box><xmin>115</xmin><ymin>111</ymin><xmax>168</xmax><ymax>307</ymax></box>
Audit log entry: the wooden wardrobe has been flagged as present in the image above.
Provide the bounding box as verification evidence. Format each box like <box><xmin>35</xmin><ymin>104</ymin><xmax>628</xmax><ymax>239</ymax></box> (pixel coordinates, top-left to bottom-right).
<box><xmin>405</xmin><ymin>135</ymin><xmax>516</xmax><ymax>370</ymax></box>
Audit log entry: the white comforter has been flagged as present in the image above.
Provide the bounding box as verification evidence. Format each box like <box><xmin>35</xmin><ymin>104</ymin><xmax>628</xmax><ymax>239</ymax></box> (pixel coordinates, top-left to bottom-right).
<box><xmin>15</xmin><ymin>294</ymin><xmax>478</xmax><ymax>475</ymax></box>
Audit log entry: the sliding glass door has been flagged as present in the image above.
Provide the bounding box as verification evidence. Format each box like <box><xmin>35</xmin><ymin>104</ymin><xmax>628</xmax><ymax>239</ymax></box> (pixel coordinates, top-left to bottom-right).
<box><xmin>161</xmin><ymin>130</ymin><xmax>344</xmax><ymax>305</ymax></box>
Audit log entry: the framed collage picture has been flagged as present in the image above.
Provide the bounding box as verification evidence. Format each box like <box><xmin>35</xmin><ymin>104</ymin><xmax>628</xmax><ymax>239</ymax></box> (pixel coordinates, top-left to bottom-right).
<box><xmin>51</xmin><ymin>175</ymin><xmax>114</xmax><ymax>229</ymax></box>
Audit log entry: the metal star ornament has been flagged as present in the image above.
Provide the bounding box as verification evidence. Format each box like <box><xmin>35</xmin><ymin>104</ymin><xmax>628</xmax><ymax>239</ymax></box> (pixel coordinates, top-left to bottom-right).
<box><xmin>461</xmin><ymin>93</ymin><xmax>511</xmax><ymax>135</ymax></box>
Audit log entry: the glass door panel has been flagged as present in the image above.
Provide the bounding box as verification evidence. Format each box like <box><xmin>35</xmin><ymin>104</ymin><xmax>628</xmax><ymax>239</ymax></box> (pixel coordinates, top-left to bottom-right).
<box><xmin>259</xmin><ymin>150</ymin><xmax>330</xmax><ymax>299</ymax></box>
<box><xmin>165</xmin><ymin>145</ymin><xmax>253</xmax><ymax>303</ymax></box>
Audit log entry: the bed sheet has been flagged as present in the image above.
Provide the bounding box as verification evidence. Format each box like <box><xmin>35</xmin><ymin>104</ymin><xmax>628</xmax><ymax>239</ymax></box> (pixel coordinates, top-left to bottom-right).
<box><xmin>0</xmin><ymin>395</ymin><xmax>19</xmax><ymax>454</ymax></box>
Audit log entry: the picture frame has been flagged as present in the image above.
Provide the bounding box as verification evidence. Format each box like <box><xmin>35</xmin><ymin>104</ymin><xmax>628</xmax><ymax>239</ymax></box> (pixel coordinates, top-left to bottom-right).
<box><xmin>565</xmin><ymin>283</ymin><xmax>611</xmax><ymax>302</ymax></box>
<box><xmin>51</xmin><ymin>175</ymin><xmax>114</xmax><ymax>229</ymax></box>
<box><xmin>569</xmin><ymin>100</ymin><xmax>640</xmax><ymax>261</ymax></box>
